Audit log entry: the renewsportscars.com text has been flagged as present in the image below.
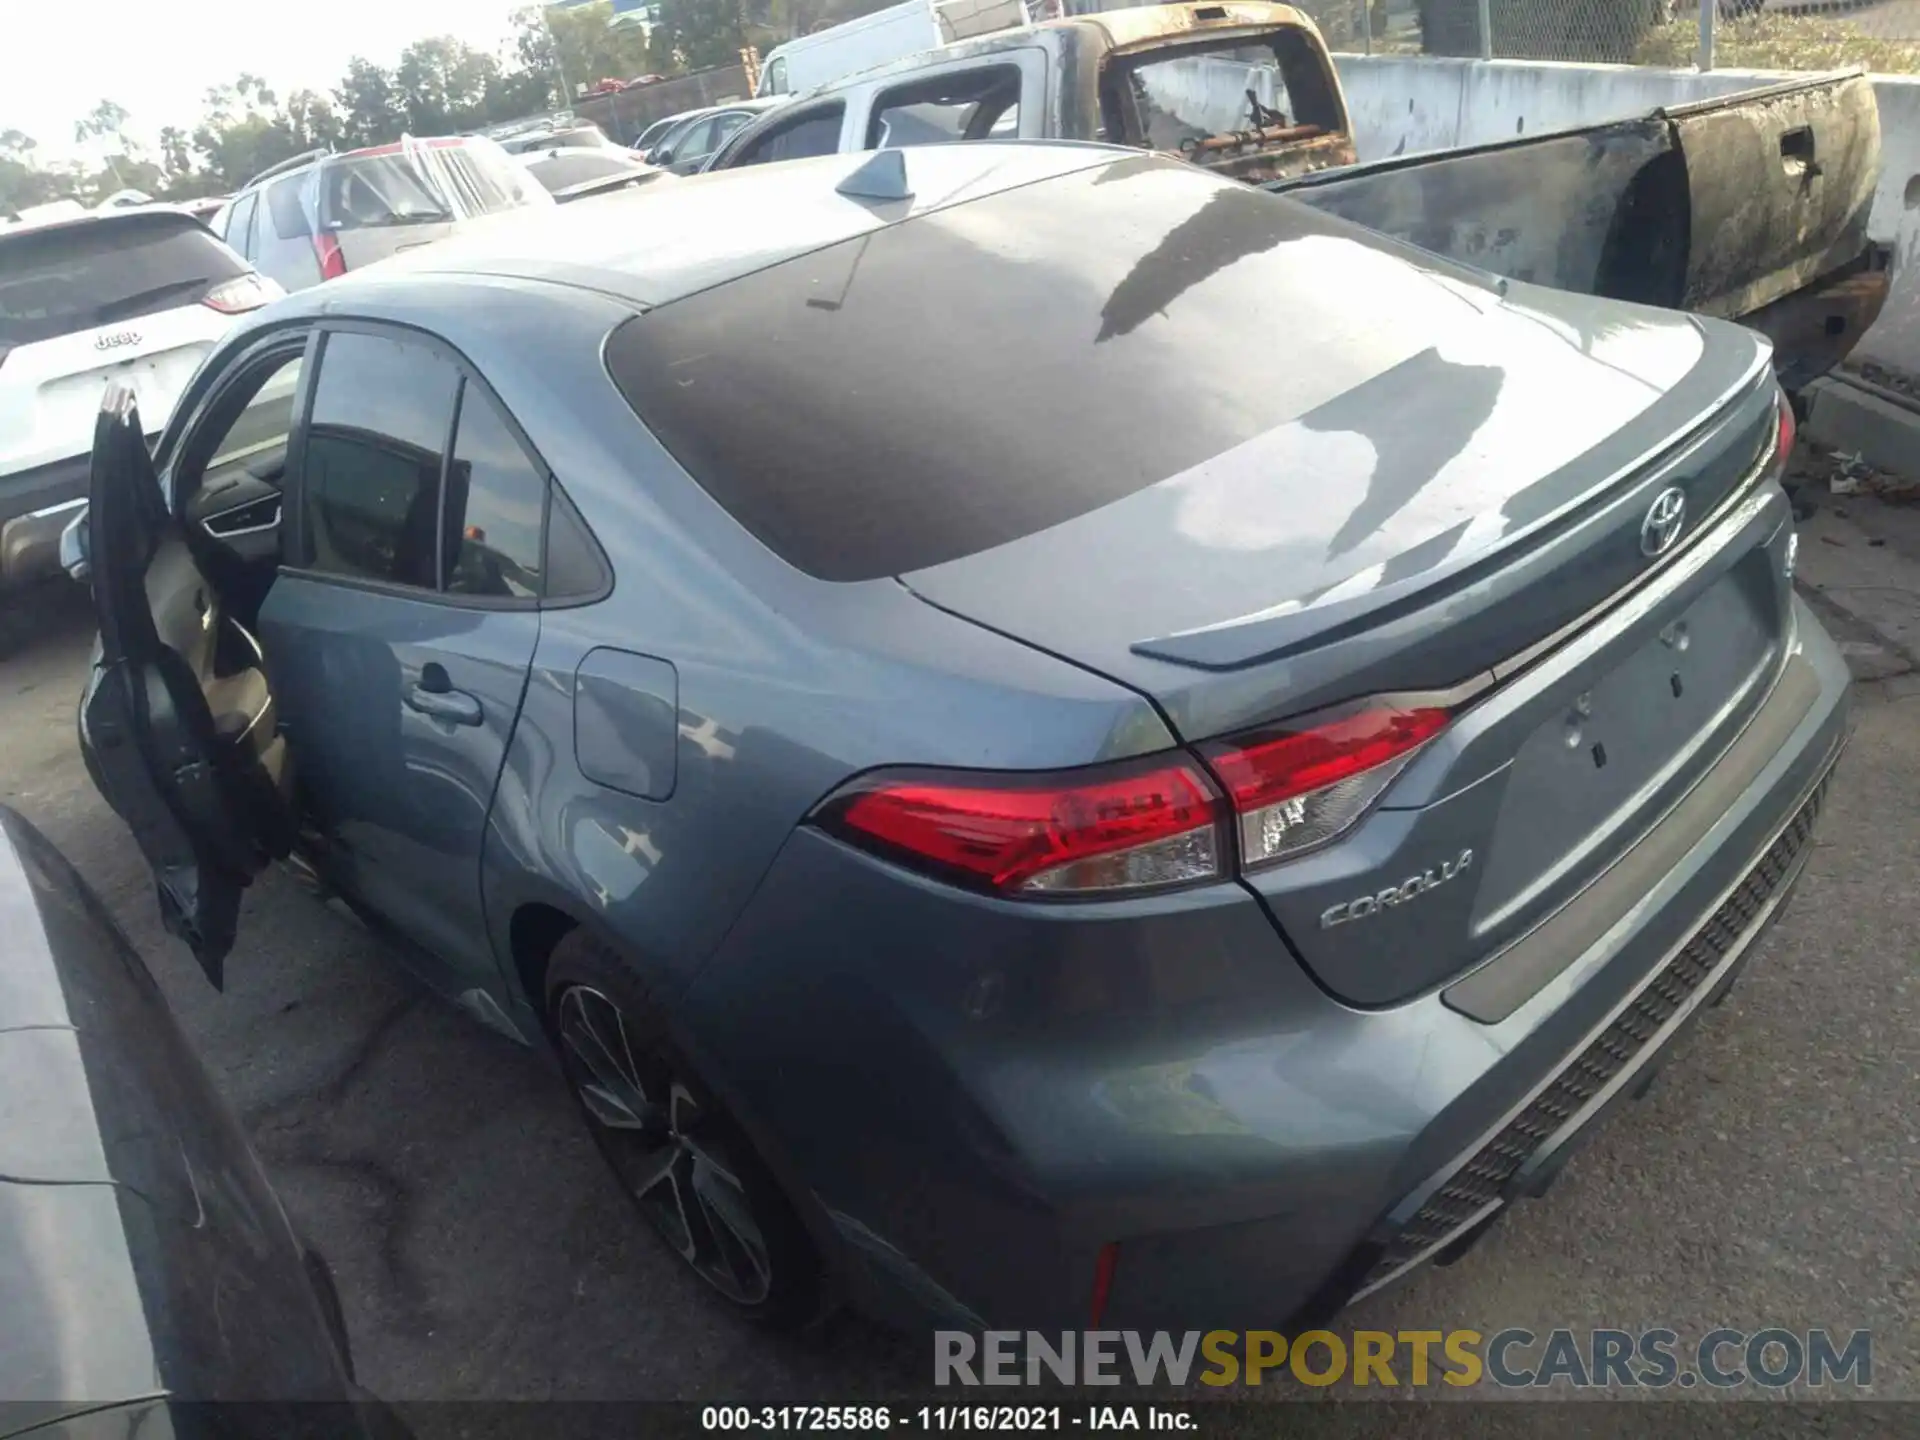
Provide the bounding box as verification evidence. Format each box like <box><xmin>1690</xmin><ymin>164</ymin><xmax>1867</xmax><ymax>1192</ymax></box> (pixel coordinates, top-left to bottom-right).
<box><xmin>934</xmin><ymin>1328</ymin><xmax>1871</xmax><ymax>1390</ymax></box>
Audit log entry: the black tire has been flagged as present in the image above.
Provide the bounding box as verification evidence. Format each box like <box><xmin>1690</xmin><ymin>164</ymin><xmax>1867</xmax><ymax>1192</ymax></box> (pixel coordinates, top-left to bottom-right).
<box><xmin>544</xmin><ymin>928</ymin><xmax>820</xmax><ymax>1327</ymax></box>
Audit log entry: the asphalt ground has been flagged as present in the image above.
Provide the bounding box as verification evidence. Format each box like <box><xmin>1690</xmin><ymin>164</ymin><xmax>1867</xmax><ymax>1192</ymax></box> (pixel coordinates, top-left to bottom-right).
<box><xmin>2</xmin><ymin>488</ymin><xmax>1916</xmax><ymax>1408</ymax></box>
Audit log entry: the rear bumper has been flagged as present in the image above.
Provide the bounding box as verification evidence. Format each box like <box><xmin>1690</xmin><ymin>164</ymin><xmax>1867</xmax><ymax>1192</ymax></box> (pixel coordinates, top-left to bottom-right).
<box><xmin>1</xmin><ymin>497</ymin><xmax>85</xmax><ymax>589</ymax></box>
<box><xmin>0</xmin><ymin>453</ymin><xmax>89</xmax><ymax>589</ymax></box>
<box><xmin>1745</xmin><ymin>243</ymin><xmax>1893</xmax><ymax>395</ymax></box>
<box><xmin>678</xmin><ymin>599</ymin><xmax>1851</xmax><ymax>1332</ymax></box>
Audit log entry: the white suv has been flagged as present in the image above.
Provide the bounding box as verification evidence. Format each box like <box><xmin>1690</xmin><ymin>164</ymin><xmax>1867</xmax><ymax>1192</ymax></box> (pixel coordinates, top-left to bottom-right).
<box><xmin>0</xmin><ymin>206</ymin><xmax>278</xmax><ymax>641</ymax></box>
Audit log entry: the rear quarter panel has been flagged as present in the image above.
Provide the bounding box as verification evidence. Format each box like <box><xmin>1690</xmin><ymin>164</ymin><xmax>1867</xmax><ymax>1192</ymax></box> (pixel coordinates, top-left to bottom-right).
<box><xmin>359</xmin><ymin>281</ymin><xmax>1169</xmax><ymax>1022</ymax></box>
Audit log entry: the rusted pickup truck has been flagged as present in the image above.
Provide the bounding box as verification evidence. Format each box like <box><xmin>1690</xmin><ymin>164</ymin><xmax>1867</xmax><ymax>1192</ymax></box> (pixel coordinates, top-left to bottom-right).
<box><xmin>708</xmin><ymin>1</ymin><xmax>1888</xmax><ymax>391</ymax></box>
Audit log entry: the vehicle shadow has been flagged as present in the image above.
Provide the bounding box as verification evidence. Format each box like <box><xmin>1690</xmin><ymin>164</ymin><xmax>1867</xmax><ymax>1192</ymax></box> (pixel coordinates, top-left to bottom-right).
<box><xmin>0</xmin><ymin>580</ymin><xmax>94</xmax><ymax>670</ymax></box>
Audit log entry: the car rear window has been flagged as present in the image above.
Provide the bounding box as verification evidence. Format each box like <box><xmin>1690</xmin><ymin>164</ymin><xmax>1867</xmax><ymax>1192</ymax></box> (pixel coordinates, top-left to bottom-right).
<box><xmin>524</xmin><ymin>151</ymin><xmax>648</xmax><ymax>194</ymax></box>
<box><xmin>0</xmin><ymin>214</ymin><xmax>248</xmax><ymax>349</ymax></box>
<box><xmin>605</xmin><ymin>161</ymin><xmax>1389</xmax><ymax>582</ymax></box>
<box><xmin>1104</xmin><ymin>31</ymin><xmax>1344</xmax><ymax>151</ymax></box>
<box><xmin>317</xmin><ymin>140</ymin><xmax>550</xmax><ymax>232</ymax></box>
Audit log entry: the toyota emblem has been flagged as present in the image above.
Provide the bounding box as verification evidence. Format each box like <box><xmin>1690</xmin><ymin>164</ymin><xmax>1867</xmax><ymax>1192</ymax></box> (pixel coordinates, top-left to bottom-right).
<box><xmin>1640</xmin><ymin>487</ymin><xmax>1687</xmax><ymax>558</ymax></box>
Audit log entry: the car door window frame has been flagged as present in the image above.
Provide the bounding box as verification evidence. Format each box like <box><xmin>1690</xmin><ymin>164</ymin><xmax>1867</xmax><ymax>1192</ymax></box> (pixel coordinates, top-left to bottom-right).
<box><xmin>158</xmin><ymin>324</ymin><xmax>321</xmax><ymax>517</ymax></box>
<box><xmin>282</xmin><ymin>318</ymin><xmax>611</xmax><ymax>613</ymax></box>
<box><xmin>864</xmin><ymin>62</ymin><xmax>1027</xmax><ymax>149</ymax></box>
<box><xmin>726</xmin><ymin>101</ymin><xmax>848</xmax><ymax>168</ymax></box>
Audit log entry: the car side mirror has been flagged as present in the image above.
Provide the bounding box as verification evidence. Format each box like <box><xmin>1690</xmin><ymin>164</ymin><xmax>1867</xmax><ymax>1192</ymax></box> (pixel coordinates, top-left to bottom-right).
<box><xmin>652</xmin><ymin>146</ymin><xmax>675</xmax><ymax>166</ymax></box>
<box><xmin>59</xmin><ymin>509</ymin><xmax>90</xmax><ymax>583</ymax></box>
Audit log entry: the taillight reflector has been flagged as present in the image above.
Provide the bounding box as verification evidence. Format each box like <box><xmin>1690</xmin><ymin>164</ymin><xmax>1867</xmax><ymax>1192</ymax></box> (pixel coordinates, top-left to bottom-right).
<box><xmin>1204</xmin><ymin>704</ymin><xmax>1451</xmax><ymax>869</ymax></box>
<box><xmin>1776</xmin><ymin>388</ymin><xmax>1797</xmax><ymax>467</ymax></box>
<box><xmin>814</xmin><ymin>756</ymin><xmax>1225</xmax><ymax>898</ymax></box>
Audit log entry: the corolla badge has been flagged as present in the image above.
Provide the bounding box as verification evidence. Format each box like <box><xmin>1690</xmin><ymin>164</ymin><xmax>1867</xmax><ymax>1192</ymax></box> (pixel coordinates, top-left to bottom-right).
<box><xmin>94</xmin><ymin>329</ymin><xmax>141</xmax><ymax>352</ymax></box>
<box><xmin>1640</xmin><ymin>486</ymin><xmax>1687</xmax><ymax>558</ymax></box>
<box><xmin>1320</xmin><ymin>849</ymin><xmax>1474</xmax><ymax>929</ymax></box>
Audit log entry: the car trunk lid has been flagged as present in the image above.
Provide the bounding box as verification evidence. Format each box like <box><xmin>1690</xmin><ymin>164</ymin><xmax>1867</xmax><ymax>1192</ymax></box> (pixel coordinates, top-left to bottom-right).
<box><xmin>905</xmin><ymin>352</ymin><xmax>1791</xmax><ymax>1005</ymax></box>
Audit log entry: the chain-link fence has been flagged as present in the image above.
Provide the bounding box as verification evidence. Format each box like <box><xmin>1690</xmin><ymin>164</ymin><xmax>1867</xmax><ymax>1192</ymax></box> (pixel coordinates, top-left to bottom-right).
<box><xmin>1285</xmin><ymin>0</ymin><xmax>1920</xmax><ymax>73</ymax></box>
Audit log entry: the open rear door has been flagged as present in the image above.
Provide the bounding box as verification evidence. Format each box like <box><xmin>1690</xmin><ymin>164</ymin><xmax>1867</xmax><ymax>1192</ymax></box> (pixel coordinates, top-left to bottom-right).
<box><xmin>79</xmin><ymin>384</ymin><xmax>297</xmax><ymax>987</ymax></box>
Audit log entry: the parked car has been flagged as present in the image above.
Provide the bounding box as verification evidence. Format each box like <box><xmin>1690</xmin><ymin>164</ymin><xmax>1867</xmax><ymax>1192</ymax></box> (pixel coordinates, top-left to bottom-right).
<box><xmin>75</xmin><ymin>141</ymin><xmax>1848</xmax><ymax>1333</ymax></box>
<box><xmin>0</xmin><ymin>206</ymin><xmax>278</xmax><ymax>653</ymax></box>
<box><xmin>632</xmin><ymin>110</ymin><xmax>695</xmax><ymax>155</ymax></box>
<box><xmin>709</xmin><ymin>2</ymin><xmax>1888</xmax><ymax>393</ymax></box>
<box><xmin>0</xmin><ymin>805</ymin><xmax>405</xmax><ymax>1434</ymax></box>
<box><xmin>755</xmin><ymin>0</ymin><xmax>1030</xmax><ymax>98</ymax></box>
<box><xmin>94</xmin><ymin>188</ymin><xmax>156</xmax><ymax>209</ymax></box>
<box><xmin>517</xmin><ymin>146</ymin><xmax>673</xmax><ymax>202</ymax></box>
<box><xmin>207</xmin><ymin>137</ymin><xmax>553</xmax><ymax>295</ymax></box>
<box><xmin>500</xmin><ymin>123</ymin><xmax>620</xmax><ymax>155</ymax></box>
<box><xmin>644</xmin><ymin>98</ymin><xmax>788</xmax><ymax>173</ymax></box>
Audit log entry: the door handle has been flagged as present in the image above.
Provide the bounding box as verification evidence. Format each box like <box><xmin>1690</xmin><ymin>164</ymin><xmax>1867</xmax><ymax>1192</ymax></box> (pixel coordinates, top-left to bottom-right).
<box><xmin>407</xmin><ymin>664</ymin><xmax>483</xmax><ymax>726</ymax></box>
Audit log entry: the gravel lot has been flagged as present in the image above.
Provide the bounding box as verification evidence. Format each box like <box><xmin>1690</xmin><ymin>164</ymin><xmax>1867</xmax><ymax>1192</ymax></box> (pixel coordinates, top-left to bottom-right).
<box><xmin>3</xmin><ymin>511</ymin><xmax>1916</xmax><ymax>1403</ymax></box>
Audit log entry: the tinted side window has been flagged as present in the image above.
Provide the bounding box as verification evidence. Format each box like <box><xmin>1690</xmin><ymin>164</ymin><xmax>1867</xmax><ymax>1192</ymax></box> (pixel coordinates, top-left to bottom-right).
<box><xmin>711</xmin><ymin>112</ymin><xmax>754</xmax><ymax>147</ymax></box>
<box><xmin>732</xmin><ymin>105</ymin><xmax>844</xmax><ymax>167</ymax></box>
<box><xmin>869</xmin><ymin>67</ymin><xmax>1022</xmax><ymax>148</ymax></box>
<box><xmin>669</xmin><ymin>116</ymin><xmax>718</xmax><ymax>159</ymax></box>
<box><xmin>265</xmin><ymin>174</ymin><xmax>312</xmax><ymax>239</ymax></box>
<box><xmin>545</xmin><ymin>486</ymin><xmax>609</xmax><ymax>601</ymax></box>
<box><xmin>444</xmin><ymin>385</ymin><xmax>547</xmax><ymax>600</ymax></box>
<box><xmin>301</xmin><ymin>331</ymin><xmax>459</xmax><ymax>589</ymax></box>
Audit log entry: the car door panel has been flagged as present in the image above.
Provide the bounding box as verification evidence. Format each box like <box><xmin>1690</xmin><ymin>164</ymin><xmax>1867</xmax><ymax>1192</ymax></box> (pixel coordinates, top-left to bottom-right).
<box><xmin>81</xmin><ymin>387</ymin><xmax>298</xmax><ymax>986</ymax></box>
<box><xmin>257</xmin><ymin>578</ymin><xmax>538</xmax><ymax>989</ymax></box>
<box><xmin>258</xmin><ymin>326</ymin><xmax>545</xmax><ymax>1001</ymax></box>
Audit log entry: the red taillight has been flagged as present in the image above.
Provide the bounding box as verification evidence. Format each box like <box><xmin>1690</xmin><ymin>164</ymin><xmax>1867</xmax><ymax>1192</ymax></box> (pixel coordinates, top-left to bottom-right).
<box><xmin>1776</xmin><ymin>389</ymin><xmax>1797</xmax><ymax>466</ymax></box>
<box><xmin>1089</xmin><ymin>1242</ymin><xmax>1120</xmax><ymax>1327</ymax></box>
<box><xmin>814</xmin><ymin>756</ymin><xmax>1225</xmax><ymax>897</ymax></box>
<box><xmin>313</xmin><ymin>231</ymin><xmax>347</xmax><ymax>281</ymax></box>
<box><xmin>201</xmin><ymin>272</ymin><xmax>282</xmax><ymax>314</ymax></box>
<box><xmin>1203</xmin><ymin>704</ymin><xmax>1451</xmax><ymax>869</ymax></box>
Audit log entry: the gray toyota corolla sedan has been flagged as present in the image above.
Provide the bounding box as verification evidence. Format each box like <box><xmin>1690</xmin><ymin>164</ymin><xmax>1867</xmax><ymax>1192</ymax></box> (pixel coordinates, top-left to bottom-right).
<box><xmin>76</xmin><ymin>142</ymin><xmax>1848</xmax><ymax>1333</ymax></box>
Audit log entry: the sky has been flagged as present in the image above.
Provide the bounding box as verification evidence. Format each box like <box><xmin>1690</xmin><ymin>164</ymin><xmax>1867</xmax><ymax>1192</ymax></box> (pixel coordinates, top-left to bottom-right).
<box><xmin>1</xmin><ymin>0</ymin><xmax>527</xmax><ymax>161</ymax></box>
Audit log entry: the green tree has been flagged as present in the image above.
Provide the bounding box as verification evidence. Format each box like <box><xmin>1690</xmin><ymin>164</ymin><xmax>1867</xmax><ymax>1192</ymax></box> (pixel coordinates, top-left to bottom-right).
<box><xmin>652</xmin><ymin>0</ymin><xmax>747</xmax><ymax>72</ymax></box>
<box><xmin>0</xmin><ymin>130</ymin><xmax>66</xmax><ymax>215</ymax></box>
<box><xmin>334</xmin><ymin>57</ymin><xmax>405</xmax><ymax>148</ymax></box>
<box><xmin>157</xmin><ymin>124</ymin><xmax>193</xmax><ymax>178</ymax></box>
<box><xmin>189</xmin><ymin>75</ymin><xmax>333</xmax><ymax>192</ymax></box>
<box><xmin>515</xmin><ymin>3</ymin><xmax>661</xmax><ymax>100</ymax></box>
<box><xmin>395</xmin><ymin>37</ymin><xmax>506</xmax><ymax>134</ymax></box>
<box><xmin>74</xmin><ymin>98</ymin><xmax>133</xmax><ymax>187</ymax></box>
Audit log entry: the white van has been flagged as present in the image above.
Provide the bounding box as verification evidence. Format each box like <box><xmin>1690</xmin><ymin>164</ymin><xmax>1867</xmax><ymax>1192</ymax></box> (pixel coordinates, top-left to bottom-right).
<box><xmin>756</xmin><ymin>0</ymin><xmax>1032</xmax><ymax>98</ymax></box>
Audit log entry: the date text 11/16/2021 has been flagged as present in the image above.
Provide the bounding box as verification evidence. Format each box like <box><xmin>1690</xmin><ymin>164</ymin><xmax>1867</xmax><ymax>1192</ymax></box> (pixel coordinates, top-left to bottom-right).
<box><xmin>701</xmin><ymin>1407</ymin><xmax>1194</xmax><ymax>1432</ymax></box>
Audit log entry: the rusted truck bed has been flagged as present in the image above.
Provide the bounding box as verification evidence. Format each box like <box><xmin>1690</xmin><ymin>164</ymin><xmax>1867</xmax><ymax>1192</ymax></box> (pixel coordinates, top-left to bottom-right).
<box><xmin>1265</xmin><ymin>70</ymin><xmax>1890</xmax><ymax>391</ymax></box>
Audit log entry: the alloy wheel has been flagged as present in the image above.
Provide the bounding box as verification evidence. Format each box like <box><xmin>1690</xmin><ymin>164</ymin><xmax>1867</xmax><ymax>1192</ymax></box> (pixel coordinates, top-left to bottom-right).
<box><xmin>553</xmin><ymin>984</ymin><xmax>774</xmax><ymax>1305</ymax></box>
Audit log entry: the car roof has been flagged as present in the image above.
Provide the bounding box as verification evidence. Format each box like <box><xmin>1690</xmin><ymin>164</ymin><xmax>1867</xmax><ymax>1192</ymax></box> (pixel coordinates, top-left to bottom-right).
<box><xmin>659</xmin><ymin>96</ymin><xmax>783</xmax><ymax>127</ymax></box>
<box><xmin>302</xmin><ymin>141</ymin><xmax>1125</xmax><ymax>310</ymax></box>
